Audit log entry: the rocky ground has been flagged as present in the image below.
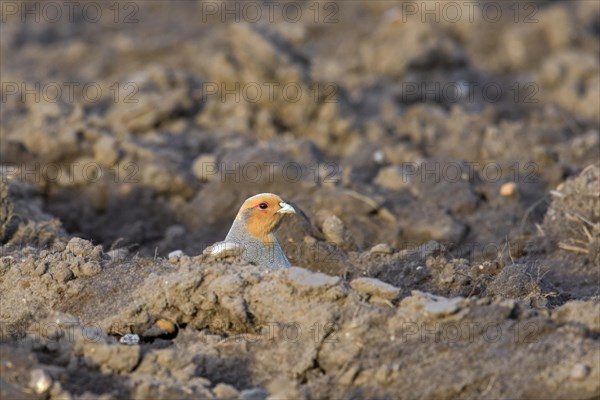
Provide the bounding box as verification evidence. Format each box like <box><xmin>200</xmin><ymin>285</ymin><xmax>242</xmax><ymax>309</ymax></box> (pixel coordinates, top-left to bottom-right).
<box><xmin>1</xmin><ymin>1</ymin><xmax>599</xmax><ymax>399</ymax></box>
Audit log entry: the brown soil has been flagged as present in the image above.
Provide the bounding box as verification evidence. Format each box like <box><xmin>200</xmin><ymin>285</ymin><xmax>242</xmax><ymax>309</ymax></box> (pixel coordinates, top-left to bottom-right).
<box><xmin>1</xmin><ymin>1</ymin><xmax>599</xmax><ymax>399</ymax></box>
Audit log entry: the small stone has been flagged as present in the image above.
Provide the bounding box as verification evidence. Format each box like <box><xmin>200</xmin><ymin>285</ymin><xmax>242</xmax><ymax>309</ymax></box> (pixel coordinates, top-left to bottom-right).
<box><xmin>94</xmin><ymin>135</ymin><xmax>119</xmax><ymax>166</ymax></box>
<box><xmin>351</xmin><ymin>277</ymin><xmax>400</xmax><ymax>300</ymax></box>
<box><xmin>424</xmin><ymin>297</ymin><xmax>463</xmax><ymax>316</ymax></box>
<box><xmin>51</xmin><ymin>312</ymin><xmax>80</xmax><ymax>327</ymax></box>
<box><xmin>29</xmin><ymin>369</ymin><xmax>52</xmax><ymax>394</ymax></box>
<box><xmin>285</xmin><ymin>267</ymin><xmax>340</xmax><ymax>290</ymax></box>
<box><xmin>570</xmin><ymin>363</ymin><xmax>590</xmax><ymax>380</ymax></box>
<box><xmin>213</xmin><ymin>383</ymin><xmax>239</xmax><ymax>399</ymax></box>
<box><xmin>119</xmin><ymin>333</ymin><xmax>140</xmax><ymax>345</ymax></box>
<box><xmin>168</xmin><ymin>250</ymin><xmax>184</xmax><ymax>261</ymax></box>
<box><xmin>239</xmin><ymin>387</ymin><xmax>269</xmax><ymax>400</ymax></box>
<box><xmin>156</xmin><ymin>319</ymin><xmax>176</xmax><ymax>334</ymax></box>
<box><xmin>413</xmin><ymin>291</ymin><xmax>465</xmax><ymax>317</ymax></box>
<box><xmin>370</xmin><ymin>243</ymin><xmax>393</xmax><ymax>255</ymax></box>
<box><xmin>374</xmin><ymin>166</ymin><xmax>411</xmax><ymax>190</ymax></box>
<box><xmin>322</xmin><ymin>215</ymin><xmax>356</xmax><ymax>250</ymax></box>
<box><xmin>192</xmin><ymin>154</ymin><xmax>218</xmax><ymax>182</ymax></box>
<box><xmin>500</xmin><ymin>182</ymin><xmax>518</xmax><ymax>197</ymax></box>
<box><xmin>165</xmin><ymin>118</ymin><xmax>187</xmax><ymax>134</ymax></box>
<box><xmin>33</xmin><ymin>262</ymin><xmax>47</xmax><ymax>276</ymax></box>
<box><xmin>322</xmin><ymin>215</ymin><xmax>346</xmax><ymax>246</ymax></box>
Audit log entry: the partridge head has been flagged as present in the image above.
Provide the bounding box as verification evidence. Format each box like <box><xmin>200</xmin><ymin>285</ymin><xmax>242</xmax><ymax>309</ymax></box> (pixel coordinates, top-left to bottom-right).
<box><xmin>211</xmin><ymin>193</ymin><xmax>296</xmax><ymax>269</ymax></box>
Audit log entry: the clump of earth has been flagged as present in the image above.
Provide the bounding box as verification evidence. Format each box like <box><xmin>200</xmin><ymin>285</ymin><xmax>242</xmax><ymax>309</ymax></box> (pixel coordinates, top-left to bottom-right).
<box><xmin>1</xmin><ymin>1</ymin><xmax>599</xmax><ymax>399</ymax></box>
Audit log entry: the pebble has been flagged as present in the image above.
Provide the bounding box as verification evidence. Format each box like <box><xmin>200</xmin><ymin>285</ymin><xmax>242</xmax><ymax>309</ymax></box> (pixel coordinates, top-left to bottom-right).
<box><xmin>322</xmin><ymin>215</ymin><xmax>347</xmax><ymax>247</ymax></box>
<box><xmin>239</xmin><ymin>387</ymin><xmax>269</xmax><ymax>400</ymax></box>
<box><xmin>93</xmin><ymin>135</ymin><xmax>119</xmax><ymax>166</ymax></box>
<box><xmin>424</xmin><ymin>297</ymin><xmax>463</xmax><ymax>316</ymax></box>
<box><xmin>285</xmin><ymin>267</ymin><xmax>340</xmax><ymax>290</ymax></box>
<box><xmin>374</xmin><ymin>166</ymin><xmax>411</xmax><ymax>190</ymax></box>
<box><xmin>369</xmin><ymin>243</ymin><xmax>393</xmax><ymax>255</ymax></box>
<box><xmin>213</xmin><ymin>383</ymin><xmax>239</xmax><ymax>399</ymax></box>
<box><xmin>119</xmin><ymin>333</ymin><xmax>140</xmax><ymax>345</ymax></box>
<box><xmin>168</xmin><ymin>250</ymin><xmax>184</xmax><ymax>261</ymax></box>
<box><xmin>570</xmin><ymin>363</ymin><xmax>590</xmax><ymax>380</ymax></box>
<box><xmin>192</xmin><ymin>154</ymin><xmax>218</xmax><ymax>182</ymax></box>
<box><xmin>350</xmin><ymin>277</ymin><xmax>400</xmax><ymax>300</ymax></box>
<box><xmin>156</xmin><ymin>319</ymin><xmax>176</xmax><ymax>334</ymax></box>
<box><xmin>52</xmin><ymin>313</ymin><xmax>80</xmax><ymax>327</ymax></box>
<box><xmin>413</xmin><ymin>291</ymin><xmax>465</xmax><ymax>317</ymax></box>
<box><xmin>500</xmin><ymin>182</ymin><xmax>518</xmax><ymax>197</ymax></box>
<box><xmin>32</xmin><ymin>262</ymin><xmax>47</xmax><ymax>277</ymax></box>
<box><xmin>373</xmin><ymin>150</ymin><xmax>385</xmax><ymax>164</ymax></box>
<box><xmin>29</xmin><ymin>369</ymin><xmax>52</xmax><ymax>394</ymax></box>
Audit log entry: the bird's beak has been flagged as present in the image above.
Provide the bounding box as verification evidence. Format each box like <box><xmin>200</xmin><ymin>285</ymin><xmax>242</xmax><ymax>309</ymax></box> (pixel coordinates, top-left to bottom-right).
<box><xmin>277</xmin><ymin>202</ymin><xmax>296</xmax><ymax>214</ymax></box>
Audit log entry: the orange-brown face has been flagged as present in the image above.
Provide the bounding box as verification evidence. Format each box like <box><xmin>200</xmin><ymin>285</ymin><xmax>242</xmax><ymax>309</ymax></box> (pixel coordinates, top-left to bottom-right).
<box><xmin>237</xmin><ymin>193</ymin><xmax>295</xmax><ymax>243</ymax></box>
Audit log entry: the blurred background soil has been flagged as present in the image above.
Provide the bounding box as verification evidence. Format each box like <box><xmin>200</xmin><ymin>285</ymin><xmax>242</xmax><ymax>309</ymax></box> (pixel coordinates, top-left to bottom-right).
<box><xmin>1</xmin><ymin>1</ymin><xmax>599</xmax><ymax>399</ymax></box>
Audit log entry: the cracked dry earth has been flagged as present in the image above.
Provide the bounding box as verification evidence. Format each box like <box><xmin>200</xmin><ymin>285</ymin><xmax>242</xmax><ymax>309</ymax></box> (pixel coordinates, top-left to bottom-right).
<box><xmin>1</xmin><ymin>1</ymin><xmax>600</xmax><ymax>399</ymax></box>
<box><xmin>1</xmin><ymin>166</ymin><xmax>599</xmax><ymax>399</ymax></box>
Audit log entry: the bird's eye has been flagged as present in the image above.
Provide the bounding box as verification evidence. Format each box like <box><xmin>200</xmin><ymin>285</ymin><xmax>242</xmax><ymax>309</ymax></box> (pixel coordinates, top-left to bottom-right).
<box><xmin>259</xmin><ymin>203</ymin><xmax>268</xmax><ymax>209</ymax></box>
